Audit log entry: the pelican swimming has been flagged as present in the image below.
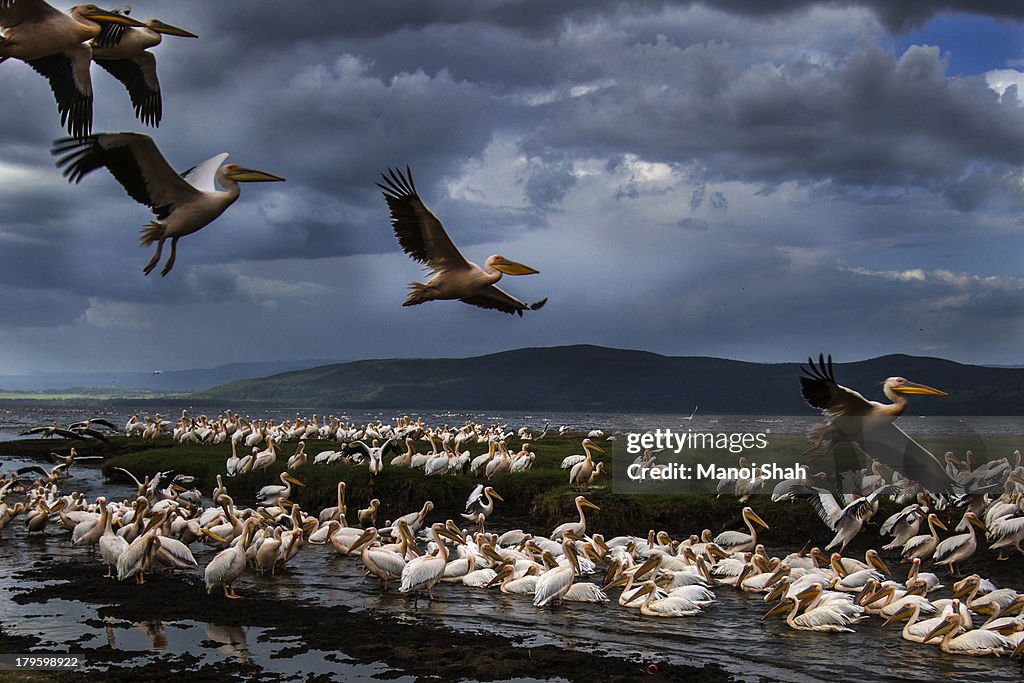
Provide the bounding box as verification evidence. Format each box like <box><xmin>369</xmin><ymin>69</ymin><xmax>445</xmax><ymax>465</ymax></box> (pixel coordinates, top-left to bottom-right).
<box><xmin>533</xmin><ymin>541</ymin><xmax>582</xmax><ymax>607</ymax></box>
<box><xmin>800</xmin><ymin>354</ymin><xmax>957</xmax><ymax>494</ymax></box>
<box><xmin>51</xmin><ymin>132</ymin><xmax>284</xmax><ymax>276</ymax></box>
<box><xmin>378</xmin><ymin>166</ymin><xmax>547</xmax><ymax>315</ymax></box>
<box><xmin>90</xmin><ymin>10</ymin><xmax>197</xmax><ymax>127</ymax></box>
<box><xmin>924</xmin><ymin>612</ymin><xmax>1015</xmax><ymax>655</ymax></box>
<box><xmin>713</xmin><ymin>507</ymin><xmax>769</xmax><ymax>554</ymax></box>
<box><xmin>0</xmin><ymin>2</ymin><xmax>144</xmax><ymax>138</ymax></box>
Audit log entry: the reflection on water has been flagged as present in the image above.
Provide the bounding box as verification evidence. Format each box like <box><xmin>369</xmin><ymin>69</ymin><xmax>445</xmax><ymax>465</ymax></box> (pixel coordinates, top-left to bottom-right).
<box><xmin>204</xmin><ymin>622</ymin><xmax>252</xmax><ymax>664</ymax></box>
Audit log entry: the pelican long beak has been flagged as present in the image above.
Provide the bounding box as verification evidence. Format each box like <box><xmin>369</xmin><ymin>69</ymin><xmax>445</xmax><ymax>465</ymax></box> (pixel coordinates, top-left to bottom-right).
<box><xmin>764</xmin><ymin>581</ymin><xmax>788</xmax><ymax>603</ymax></box>
<box><xmin>881</xmin><ymin>603</ymin><xmax>916</xmax><ymax>627</ymax></box>
<box><xmin>587</xmin><ymin>443</ymin><xmax>606</xmax><ymax>454</ymax></box>
<box><xmin>227</xmin><ymin>167</ymin><xmax>286</xmax><ymax>183</ymax></box>
<box><xmin>349</xmin><ymin>530</ymin><xmax>375</xmax><ymax>552</ymax></box>
<box><xmin>579</xmin><ymin>499</ymin><xmax>600</xmax><ymax>511</ymax></box>
<box><xmin>201</xmin><ymin>528</ymin><xmax>228</xmax><ymax>544</ymax></box>
<box><xmin>84</xmin><ymin>8</ymin><xmax>147</xmax><ymax>27</ymax></box>
<box><xmin>745</xmin><ymin>509</ymin><xmax>769</xmax><ymax>530</ymax></box>
<box><xmin>794</xmin><ymin>584</ymin><xmax>822</xmax><ymax>602</ymax></box>
<box><xmin>923</xmin><ymin>617</ymin><xmax>958</xmax><ymax>643</ymax></box>
<box><xmin>892</xmin><ymin>381</ymin><xmax>948</xmax><ymax>397</ymax></box>
<box><xmin>763</xmin><ymin>566</ymin><xmax>789</xmax><ymax>588</ymax></box>
<box><xmin>762</xmin><ymin>600</ymin><xmax>791</xmax><ymax>620</ymax></box>
<box><xmin>604</xmin><ymin>575</ymin><xmax>629</xmax><ymax>591</ymax></box>
<box><xmin>932</xmin><ymin>517</ymin><xmax>948</xmax><ymax>532</ymax></box>
<box><xmin>632</xmin><ymin>556</ymin><xmax>660</xmax><ymax>580</ymax></box>
<box><xmin>489</xmin><ymin>490</ymin><xmax>504</xmax><ymax>502</ymax></box>
<box><xmin>1013</xmin><ymin>639</ymin><xmax>1024</xmax><ymax>659</ymax></box>
<box><xmin>952</xmin><ymin>579</ymin><xmax>977</xmax><ymax>600</ymax></box>
<box><xmin>481</xmin><ymin>545</ymin><xmax>504</xmax><ymax>563</ymax></box>
<box><xmin>283</xmin><ymin>474</ymin><xmax>305</xmax><ymax>487</ymax></box>
<box><xmin>492</xmin><ymin>257</ymin><xmax>539</xmax><ymax>276</ymax></box>
<box><xmin>968</xmin><ymin>515</ymin><xmax>987</xmax><ymax>532</ymax></box>
<box><xmin>437</xmin><ymin>526</ymin><xmax>464</xmax><ymax>545</ymax></box>
<box><xmin>624</xmin><ymin>582</ymin><xmax>656</xmax><ymax>604</ymax></box>
<box><xmin>486</xmin><ymin>565</ymin><xmax>512</xmax><ymax>588</ymax></box>
<box><xmin>869</xmin><ymin>554</ymin><xmax>891</xmax><ymax>576</ymax></box>
<box><xmin>149</xmin><ymin>20</ymin><xmax>199</xmax><ymax>38</ymax></box>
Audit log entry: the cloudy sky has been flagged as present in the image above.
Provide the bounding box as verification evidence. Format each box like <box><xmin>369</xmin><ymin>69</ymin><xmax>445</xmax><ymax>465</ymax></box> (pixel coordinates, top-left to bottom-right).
<box><xmin>1</xmin><ymin>0</ymin><xmax>1023</xmax><ymax>373</ymax></box>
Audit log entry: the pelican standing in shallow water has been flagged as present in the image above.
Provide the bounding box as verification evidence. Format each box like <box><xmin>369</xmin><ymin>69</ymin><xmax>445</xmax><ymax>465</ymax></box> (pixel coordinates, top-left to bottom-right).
<box><xmin>205</xmin><ymin>518</ymin><xmax>258</xmax><ymax>599</ymax></box>
<box><xmin>90</xmin><ymin>10</ymin><xmax>197</xmax><ymax>127</ymax></box>
<box><xmin>51</xmin><ymin>132</ymin><xmax>285</xmax><ymax>276</ymax></box>
<box><xmin>0</xmin><ymin>2</ymin><xmax>145</xmax><ymax>138</ymax></box>
<box><xmin>378</xmin><ymin>166</ymin><xmax>547</xmax><ymax>315</ymax></box>
<box><xmin>399</xmin><ymin>522</ymin><xmax>463</xmax><ymax>600</ymax></box>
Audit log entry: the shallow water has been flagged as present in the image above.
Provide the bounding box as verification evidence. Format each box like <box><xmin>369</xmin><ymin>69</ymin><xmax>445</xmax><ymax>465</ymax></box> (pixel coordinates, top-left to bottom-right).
<box><xmin>0</xmin><ymin>456</ymin><xmax>1022</xmax><ymax>681</ymax></box>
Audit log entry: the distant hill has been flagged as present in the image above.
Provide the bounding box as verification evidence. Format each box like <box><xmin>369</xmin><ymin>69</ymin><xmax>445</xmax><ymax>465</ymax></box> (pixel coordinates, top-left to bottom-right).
<box><xmin>194</xmin><ymin>345</ymin><xmax>1024</xmax><ymax>415</ymax></box>
<box><xmin>0</xmin><ymin>360</ymin><xmax>343</xmax><ymax>394</ymax></box>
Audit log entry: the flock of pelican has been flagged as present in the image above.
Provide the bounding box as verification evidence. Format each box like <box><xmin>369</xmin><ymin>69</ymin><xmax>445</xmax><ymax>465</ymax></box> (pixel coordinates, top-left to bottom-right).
<box><xmin>3</xmin><ymin>2</ymin><xmax>548</xmax><ymax>310</ymax></box>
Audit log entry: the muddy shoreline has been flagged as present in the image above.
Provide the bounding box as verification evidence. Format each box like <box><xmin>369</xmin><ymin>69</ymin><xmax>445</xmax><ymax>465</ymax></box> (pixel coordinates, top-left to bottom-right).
<box><xmin>4</xmin><ymin>560</ymin><xmax>734</xmax><ymax>683</ymax></box>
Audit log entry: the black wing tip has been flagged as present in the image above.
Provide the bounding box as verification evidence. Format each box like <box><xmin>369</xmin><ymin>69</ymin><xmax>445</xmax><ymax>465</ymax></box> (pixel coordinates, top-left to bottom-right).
<box><xmin>378</xmin><ymin>165</ymin><xmax>419</xmax><ymax>200</ymax></box>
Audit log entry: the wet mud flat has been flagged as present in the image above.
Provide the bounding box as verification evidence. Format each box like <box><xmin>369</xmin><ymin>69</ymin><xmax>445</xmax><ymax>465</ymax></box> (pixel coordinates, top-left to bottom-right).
<box><xmin>3</xmin><ymin>560</ymin><xmax>734</xmax><ymax>683</ymax></box>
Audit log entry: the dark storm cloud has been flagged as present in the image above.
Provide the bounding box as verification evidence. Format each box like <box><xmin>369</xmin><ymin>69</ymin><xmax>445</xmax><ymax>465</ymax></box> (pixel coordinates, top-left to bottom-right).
<box><xmin>0</xmin><ymin>1</ymin><xmax>1022</xmax><ymax>371</ymax></box>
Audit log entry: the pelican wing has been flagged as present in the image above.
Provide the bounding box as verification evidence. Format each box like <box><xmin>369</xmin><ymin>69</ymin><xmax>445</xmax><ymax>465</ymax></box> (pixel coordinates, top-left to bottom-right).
<box><xmin>180</xmin><ymin>153</ymin><xmax>229</xmax><ymax>192</ymax></box>
<box><xmin>800</xmin><ymin>354</ymin><xmax>874</xmax><ymax>418</ymax></box>
<box><xmin>92</xmin><ymin>15</ymin><xmax>131</xmax><ymax>49</ymax></box>
<box><xmin>95</xmin><ymin>52</ymin><xmax>162</xmax><ymax>126</ymax></box>
<box><xmin>377</xmin><ymin>166</ymin><xmax>469</xmax><ymax>274</ymax></box>
<box><xmin>854</xmin><ymin>423</ymin><xmax>957</xmax><ymax>495</ymax></box>
<box><xmin>465</xmin><ymin>483</ymin><xmax>484</xmax><ymax>511</ymax></box>
<box><xmin>460</xmin><ymin>286</ymin><xmax>546</xmax><ymax>316</ymax></box>
<box><xmin>790</xmin><ymin>485</ymin><xmax>843</xmax><ymax>529</ymax></box>
<box><xmin>25</xmin><ymin>47</ymin><xmax>92</xmax><ymax>140</ymax></box>
<box><xmin>0</xmin><ymin>0</ymin><xmax>60</xmax><ymax>26</ymax></box>
<box><xmin>52</xmin><ymin>133</ymin><xmax>201</xmax><ymax>219</ymax></box>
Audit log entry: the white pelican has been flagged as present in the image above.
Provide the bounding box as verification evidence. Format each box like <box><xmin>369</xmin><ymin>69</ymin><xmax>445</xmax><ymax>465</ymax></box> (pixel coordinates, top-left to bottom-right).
<box><xmin>626</xmin><ymin>580</ymin><xmax>703</xmax><ymax>617</ymax></box>
<box><xmin>795</xmin><ymin>485</ymin><xmax>897</xmax><ymax>552</ymax></box>
<box><xmin>256</xmin><ymin>472</ymin><xmax>304</xmax><ymax>507</ymax></box>
<box><xmin>90</xmin><ymin>11</ymin><xmax>197</xmax><ymax>127</ymax></box>
<box><xmin>800</xmin><ymin>354</ymin><xmax>957</xmax><ymax>494</ymax></box>
<box><xmin>399</xmin><ymin>522</ymin><xmax>463</xmax><ymax>600</ymax></box>
<box><xmin>901</xmin><ymin>513</ymin><xmax>948</xmax><ymax>562</ymax></box>
<box><xmin>378</xmin><ymin>166</ymin><xmax>547</xmax><ymax>315</ymax></box>
<box><xmin>0</xmin><ymin>2</ymin><xmax>144</xmax><ymax>138</ymax></box>
<box><xmin>924</xmin><ymin>612</ymin><xmax>1014</xmax><ymax>655</ymax></box>
<box><xmin>51</xmin><ymin>132</ymin><xmax>285</xmax><ymax>276</ymax></box>
<box><xmin>569</xmin><ymin>440</ymin><xmax>604</xmax><ymax>488</ymax></box>
<box><xmin>762</xmin><ymin>595</ymin><xmax>864</xmax><ymax>632</ymax></box>
<box><xmin>533</xmin><ymin>541</ymin><xmax>581</xmax><ymax>607</ymax></box>
<box><xmin>933</xmin><ymin>512</ymin><xmax>986</xmax><ymax>576</ymax></box>
<box><xmin>205</xmin><ymin>518</ymin><xmax>258</xmax><ymax>599</ymax></box>
<box><xmin>712</xmin><ymin>507</ymin><xmax>769</xmax><ymax>554</ymax></box>
<box><xmin>883</xmin><ymin>599</ymin><xmax>969</xmax><ymax>644</ymax></box>
<box><xmin>550</xmin><ymin>495</ymin><xmax>599</xmax><ymax>540</ymax></box>
<box><xmin>358</xmin><ymin>499</ymin><xmax>380</xmax><ymax>527</ymax></box>
<box><xmin>98</xmin><ymin>503</ymin><xmax>127</xmax><ymax>578</ymax></box>
<box><xmin>350</xmin><ymin>527</ymin><xmax>407</xmax><ymax>590</ymax></box>
<box><xmin>462</xmin><ymin>485</ymin><xmax>503</xmax><ymax>522</ymax></box>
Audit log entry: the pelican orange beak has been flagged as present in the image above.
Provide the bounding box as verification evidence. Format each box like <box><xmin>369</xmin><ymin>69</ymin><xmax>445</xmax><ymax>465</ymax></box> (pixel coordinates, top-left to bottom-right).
<box><xmin>83</xmin><ymin>8</ymin><xmax>147</xmax><ymax>27</ymax></box>
<box><xmin>932</xmin><ymin>517</ymin><xmax>948</xmax><ymax>532</ymax></box>
<box><xmin>348</xmin><ymin>530</ymin><xmax>375</xmax><ymax>552</ymax></box>
<box><xmin>445</xmin><ymin>520</ymin><xmax>468</xmax><ymax>542</ymax></box>
<box><xmin>201</xmin><ymin>528</ymin><xmax>228</xmax><ymax>544</ymax></box>
<box><xmin>1013</xmin><ymin>638</ymin><xmax>1024</xmax><ymax>659</ymax></box>
<box><xmin>283</xmin><ymin>474</ymin><xmax>305</xmax><ymax>487</ymax></box>
<box><xmin>481</xmin><ymin>545</ymin><xmax>504</xmax><ymax>563</ymax></box>
<box><xmin>437</xmin><ymin>525</ymin><xmax>465</xmax><ymax>545</ymax></box>
<box><xmin>492</xmin><ymin>257</ymin><xmax>539</xmax><ymax>276</ymax></box>
<box><xmin>226</xmin><ymin>167</ymin><xmax>286</xmax><ymax>183</ymax></box>
<box><xmin>794</xmin><ymin>584</ymin><xmax>822</xmax><ymax>602</ymax></box>
<box><xmin>488</xmin><ymin>489</ymin><xmax>504</xmax><ymax>502</ymax></box>
<box><xmin>762</xmin><ymin>566</ymin><xmax>789</xmax><ymax>588</ymax></box>
<box><xmin>868</xmin><ymin>553</ymin><xmax>891</xmax><ymax>576</ymax></box>
<box><xmin>149</xmin><ymin>19</ymin><xmax>199</xmax><ymax>38</ymax></box>
<box><xmin>565</xmin><ymin>544</ymin><xmax>581</xmax><ymax>574</ymax></box>
<box><xmin>967</xmin><ymin>515</ymin><xmax>987</xmax><ymax>532</ymax></box>
<box><xmin>744</xmin><ymin>508</ymin><xmax>769</xmax><ymax>530</ymax></box>
<box><xmin>586</xmin><ymin>442</ymin><xmax>606</xmax><ymax>454</ymax></box>
<box><xmin>891</xmin><ymin>381</ymin><xmax>948</xmax><ymax>397</ymax></box>
<box><xmin>708</xmin><ymin>544</ymin><xmax>731</xmax><ymax>560</ymax></box>
<box><xmin>580</xmin><ymin>499</ymin><xmax>600</xmax><ymax>511</ymax></box>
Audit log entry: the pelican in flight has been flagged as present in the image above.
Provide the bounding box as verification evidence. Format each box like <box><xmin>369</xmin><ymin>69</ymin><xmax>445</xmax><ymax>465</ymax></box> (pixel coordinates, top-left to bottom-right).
<box><xmin>0</xmin><ymin>2</ymin><xmax>144</xmax><ymax>139</ymax></box>
<box><xmin>378</xmin><ymin>166</ymin><xmax>547</xmax><ymax>315</ymax></box>
<box><xmin>91</xmin><ymin>9</ymin><xmax>198</xmax><ymax>127</ymax></box>
<box><xmin>800</xmin><ymin>354</ymin><xmax>957</xmax><ymax>495</ymax></box>
<box><xmin>52</xmin><ymin>132</ymin><xmax>284</xmax><ymax>276</ymax></box>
